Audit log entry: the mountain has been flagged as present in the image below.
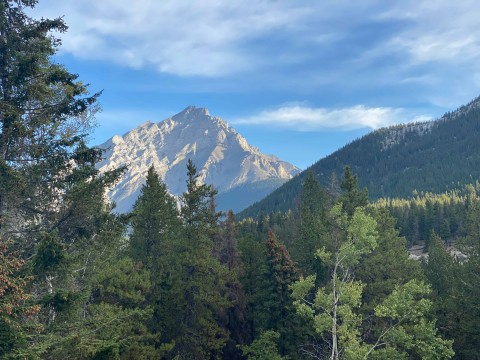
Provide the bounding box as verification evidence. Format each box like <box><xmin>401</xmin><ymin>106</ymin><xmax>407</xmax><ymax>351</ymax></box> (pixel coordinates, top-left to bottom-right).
<box><xmin>96</xmin><ymin>106</ymin><xmax>301</xmax><ymax>213</ymax></box>
<box><xmin>239</xmin><ymin>96</ymin><xmax>480</xmax><ymax>218</ymax></box>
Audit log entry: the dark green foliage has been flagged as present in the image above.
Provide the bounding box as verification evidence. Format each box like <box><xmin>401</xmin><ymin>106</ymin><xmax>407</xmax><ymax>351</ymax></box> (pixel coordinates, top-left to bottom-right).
<box><xmin>128</xmin><ymin>165</ymin><xmax>181</xmax><ymax>355</ymax></box>
<box><xmin>240</xmin><ymin>330</ymin><xmax>286</xmax><ymax>360</ymax></box>
<box><xmin>181</xmin><ymin>159</ymin><xmax>220</xmax><ymax>231</ymax></box>
<box><xmin>217</xmin><ymin>210</ymin><xmax>248</xmax><ymax>359</ymax></box>
<box><xmin>33</xmin><ymin>231</ymin><xmax>65</xmax><ymax>275</ymax></box>
<box><xmin>159</xmin><ymin>159</ymin><xmax>231</xmax><ymax>359</ymax></box>
<box><xmin>339</xmin><ymin>165</ymin><xmax>368</xmax><ymax>216</ymax></box>
<box><xmin>290</xmin><ymin>170</ymin><xmax>329</xmax><ymax>277</ymax></box>
<box><xmin>130</xmin><ymin>165</ymin><xmax>180</xmax><ymax>265</ymax></box>
<box><xmin>256</xmin><ymin>230</ymin><xmax>305</xmax><ymax>357</ymax></box>
<box><xmin>240</xmin><ymin>96</ymin><xmax>480</xmax><ymax>219</ymax></box>
<box><xmin>356</xmin><ymin>208</ymin><xmax>423</xmax><ymax>309</ymax></box>
<box><xmin>0</xmin><ymin>2</ymin><xmax>134</xmax><ymax>357</ymax></box>
<box><xmin>0</xmin><ymin>242</ymin><xmax>39</xmax><ymax>359</ymax></box>
<box><xmin>0</xmin><ymin>0</ymin><xmax>101</xmax><ymax>235</ymax></box>
<box><xmin>422</xmin><ymin>191</ymin><xmax>480</xmax><ymax>359</ymax></box>
<box><xmin>238</xmin><ymin>233</ymin><xmax>265</xmax><ymax>343</ymax></box>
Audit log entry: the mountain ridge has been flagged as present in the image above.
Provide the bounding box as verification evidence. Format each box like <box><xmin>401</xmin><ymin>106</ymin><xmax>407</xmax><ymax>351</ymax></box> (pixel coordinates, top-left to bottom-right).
<box><xmin>97</xmin><ymin>106</ymin><xmax>301</xmax><ymax>213</ymax></box>
<box><xmin>239</xmin><ymin>95</ymin><xmax>480</xmax><ymax>218</ymax></box>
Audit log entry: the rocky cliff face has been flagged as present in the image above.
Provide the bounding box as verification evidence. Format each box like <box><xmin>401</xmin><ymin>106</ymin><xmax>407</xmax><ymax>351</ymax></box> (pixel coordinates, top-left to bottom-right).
<box><xmin>96</xmin><ymin>106</ymin><xmax>300</xmax><ymax>213</ymax></box>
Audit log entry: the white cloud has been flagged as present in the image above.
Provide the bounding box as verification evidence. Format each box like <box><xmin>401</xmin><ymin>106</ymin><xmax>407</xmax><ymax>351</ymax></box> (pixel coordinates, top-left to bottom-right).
<box><xmin>376</xmin><ymin>0</ymin><xmax>480</xmax><ymax>65</ymax></box>
<box><xmin>232</xmin><ymin>105</ymin><xmax>432</xmax><ymax>131</ymax></box>
<box><xmin>28</xmin><ymin>0</ymin><xmax>480</xmax><ymax>87</ymax></box>
<box><xmin>30</xmin><ymin>0</ymin><xmax>311</xmax><ymax>77</ymax></box>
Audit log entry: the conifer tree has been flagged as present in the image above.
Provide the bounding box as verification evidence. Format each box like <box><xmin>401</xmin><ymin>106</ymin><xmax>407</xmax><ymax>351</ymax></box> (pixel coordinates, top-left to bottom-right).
<box><xmin>354</xmin><ymin>208</ymin><xmax>423</xmax><ymax>310</ymax></box>
<box><xmin>0</xmin><ymin>0</ymin><xmax>101</xmax><ymax>235</ymax></box>
<box><xmin>0</xmin><ymin>2</ymin><xmax>135</xmax><ymax>357</ymax></box>
<box><xmin>129</xmin><ymin>165</ymin><xmax>181</xmax><ymax>352</ymax></box>
<box><xmin>217</xmin><ymin>210</ymin><xmax>248</xmax><ymax>359</ymax></box>
<box><xmin>292</xmin><ymin>170</ymin><xmax>329</xmax><ymax>277</ymax></box>
<box><xmin>130</xmin><ymin>166</ymin><xmax>180</xmax><ymax>266</ymax></box>
<box><xmin>339</xmin><ymin>166</ymin><xmax>368</xmax><ymax>217</ymax></box>
<box><xmin>238</xmin><ymin>233</ymin><xmax>265</xmax><ymax>344</ymax></box>
<box><xmin>170</xmin><ymin>159</ymin><xmax>230</xmax><ymax>358</ymax></box>
<box><xmin>257</xmin><ymin>230</ymin><xmax>304</xmax><ymax>357</ymax></box>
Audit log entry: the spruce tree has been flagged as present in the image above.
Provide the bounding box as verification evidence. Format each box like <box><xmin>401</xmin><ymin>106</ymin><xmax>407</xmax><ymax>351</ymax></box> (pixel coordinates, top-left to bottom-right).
<box><xmin>291</xmin><ymin>170</ymin><xmax>329</xmax><ymax>277</ymax></box>
<box><xmin>130</xmin><ymin>166</ymin><xmax>180</xmax><ymax>266</ymax></box>
<box><xmin>339</xmin><ymin>166</ymin><xmax>368</xmax><ymax>217</ymax></box>
<box><xmin>217</xmin><ymin>210</ymin><xmax>248</xmax><ymax>359</ymax></box>
<box><xmin>0</xmin><ymin>0</ymin><xmax>101</xmax><ymax>235</ymax></box>
<box><xmin>170</xmin><ymin>159</ymin><xmax>230</xmax><ymax>358</ymax></box>
<box><xmin>0</xmin><ymin>2</ymin><xmax>132</xmax><ymax>356</ymax></box>
<box><xmin>129</xmin><ymin>165</ymin><xmax>182</xmax><ymax>352</ymax></box>
<box><xmin>257</xmin><ymin>230</ymin><xmax>303</xmax><ymax>357</ymax></box>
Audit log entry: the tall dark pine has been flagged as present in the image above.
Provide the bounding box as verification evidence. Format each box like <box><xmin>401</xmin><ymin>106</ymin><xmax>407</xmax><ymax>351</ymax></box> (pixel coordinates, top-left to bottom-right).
<box><xmin>218</xmin><ymin>210</ymin><xmax>248</xmax><ymax>359</ymax></box>
<box><xmin>340</xmin><ymin>165</ymin><xmax>368</xmax><ymax>216</ymax></box>
<box><xmin>292</xmin><ymin>170</ymin><xmax>329</xmax><ymax>276</ymax></box>
<box><xmin>181</xmin><ymin>159</ymin><xmax>220</xmax><ymax>233</ymax></box>
<box><xmin>0</xmin><ymin>1</ymin><xmax>130</xmax><ymax>357</ymax></box>
<box><xmin>130</xmin><ymin>166</ymin><xmax>180</xmax><ymax>265</ymax></box>
<box><xmin>129</xmin><ymin>165</ymin><xmax>183</xmax><ymax>351</ymax></box>
<box><xmin>219</xmin><ymin>210</ymin><xmax>241</xmax><ymax>269</ymax></box>
<box><xmin>0</xmin><ymin>0</ymin><xmax>100</xmax><ymax>233</ymax></box>
<box><xmin>172</xmin><ymin>159</ymin><xmax>230</xmax><ymax>358</ymax></box>
<box><xmin>259</xmin><ymin>230</ymin><xmax>303</xmax><ymax>357</ymax></box>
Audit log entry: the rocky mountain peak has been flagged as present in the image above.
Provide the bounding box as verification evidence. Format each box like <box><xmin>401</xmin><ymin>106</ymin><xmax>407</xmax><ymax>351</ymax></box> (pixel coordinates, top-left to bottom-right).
<box><xmin>97</xmin><ymin>107</ymin><xmax>301</xmax><ymax>213</ymax></box>
<box><xmin>176</xmin><ymin>105</ymin><xmax>210</xmax><ymax>118</ymax></box>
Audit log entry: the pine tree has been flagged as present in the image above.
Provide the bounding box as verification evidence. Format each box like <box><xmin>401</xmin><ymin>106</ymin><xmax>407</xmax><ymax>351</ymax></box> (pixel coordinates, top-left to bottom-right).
<box><xmin>169</xmin><ymin>159</ymin><xmax>230</xmax><ymax>358</ymax></box>
<box><xmin>130</xmin><ymin>166</ymin><xmax>180</xmax><ymax>266</ymax></box>
<box><xmin>257</xmin><ymin>230</ymin><xmax>303</xmax><ymax>357</ymax></box>
<box><xmin>238</xmin><ymin>233</ymin><xmax>265</xmax><ymax>345</ymax></box>
<box><xmin>291</xmin><ymin>170</ymin><xmax>329</xmax><ymax>277</ymax></box>
<box><xmin>339</xmin><ymin>166</ymin><xmax>368</xmax><ymax>217</ymax></box>
<box><xmin>0</xmin><ymin>1</ymin><xmax>127</xmax><ymax>356</ymax></box>
<box><xmin>129</xmin><ymin>165</ymin><xmax>181</xmax><ymax>353</ymax></box>
<box><xmin>0</xmin><ymin>0</ymin><xmax>100</xmax><ymax>234</ymax></box>
<box><xmin>217</xmin><ymin>210</ymin><xmax>248</xmax><ymax>359</ymax></box>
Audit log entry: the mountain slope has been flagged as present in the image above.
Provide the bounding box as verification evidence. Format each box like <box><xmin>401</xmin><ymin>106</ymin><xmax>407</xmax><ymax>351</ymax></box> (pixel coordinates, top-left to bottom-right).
<box><xmin>239</xmin><ymin>96</ymin><xmax>480</xmax><ymax>218</ymax></box>
<box><xmin>96</xmin><ymin>106</ymin><xmax>300</xmax><ymax>213</ymax></box>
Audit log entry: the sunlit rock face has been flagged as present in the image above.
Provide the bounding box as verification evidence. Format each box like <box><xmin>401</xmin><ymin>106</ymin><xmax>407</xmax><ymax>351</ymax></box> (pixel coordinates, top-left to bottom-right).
<box><xmin>97</xmin><ymin>106</ymin><xmax>300</xmax><ymax>213</ymax></box>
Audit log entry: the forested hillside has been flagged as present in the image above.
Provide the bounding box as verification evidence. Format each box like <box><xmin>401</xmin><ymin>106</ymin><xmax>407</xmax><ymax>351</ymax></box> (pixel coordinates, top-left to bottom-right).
<box><xmin>0</xmin><ymin>2</ymin><xmax>478</xmax><ymax>359</ymax></box>
<box><xmin>240</xmin><ymin>97</ymin><xmax>480</xmax><ymax>218</ymax></box>
<box><xmin>373</xmin><ymin>182</ymin><xmax>480</xmax><ymax>247</ymax></box>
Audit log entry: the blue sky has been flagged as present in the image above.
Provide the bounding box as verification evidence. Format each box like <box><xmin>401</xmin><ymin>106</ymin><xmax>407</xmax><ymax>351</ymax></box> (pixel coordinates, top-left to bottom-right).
<box><xmin>31</xmin><ymin>1</ymin><xmax>480</xmax><ymax>169</ymax></box>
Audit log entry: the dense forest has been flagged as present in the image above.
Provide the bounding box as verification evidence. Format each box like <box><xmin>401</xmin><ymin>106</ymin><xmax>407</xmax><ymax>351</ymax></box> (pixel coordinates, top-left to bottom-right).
<box><xmin>1</xmin><ymin>1</ymin><xmax>479</xmax><ymax>359</ymax></box>
<box><xmin>240</xmin><ymin>96</ymin><xmax>480</xmax><ymax>219</ymax></box>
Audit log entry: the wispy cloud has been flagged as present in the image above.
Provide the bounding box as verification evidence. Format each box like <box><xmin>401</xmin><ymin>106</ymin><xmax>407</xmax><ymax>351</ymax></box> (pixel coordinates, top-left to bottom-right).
<box><xmin>31</xmin><ymin>1</ymin><xmax>311</xmax><ymax>77</ymax></box>
<box><xmin>28</xmin><ymin>0</ymin><xmax>480</xmax><ymax>107</ymax></box>
<box><xmin>377</xmin><ymin>1</ymin><xmax>480</xmax><ymax>65</ymax></box>
<box><xmin>232</xmin><ymin>105</ymin><xmax>432</xmax><ymax>131</ymax></box>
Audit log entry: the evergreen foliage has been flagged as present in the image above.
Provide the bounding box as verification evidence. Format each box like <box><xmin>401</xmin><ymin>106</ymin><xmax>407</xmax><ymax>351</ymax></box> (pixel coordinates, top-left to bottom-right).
<box><xmin>291</xmin><ymin>170</ymin><xmax>329</xmax><ymax>277</ymax></box>
<box><xmin>168</xmin><ymin>159</ymin><xmax>231</xmax><ymax>358</ymax></box>
<box><xmin>240</xmin><ymin>97</ymin><xmax>480</xmax><ymax>219</ymax></box>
